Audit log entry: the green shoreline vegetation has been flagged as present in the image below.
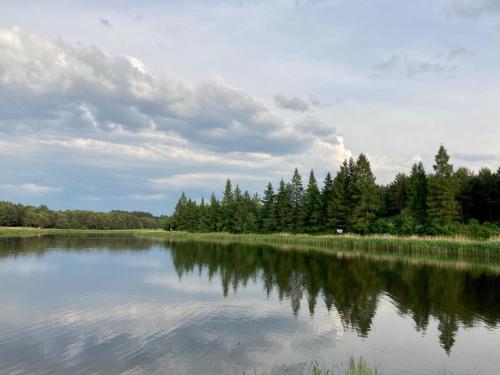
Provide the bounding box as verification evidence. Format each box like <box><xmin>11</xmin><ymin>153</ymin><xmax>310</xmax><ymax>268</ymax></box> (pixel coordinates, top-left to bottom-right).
<box><xmin>169</xmin><ymin>146</ymin><xmax>500</xmax><ymax>240</ymax></box>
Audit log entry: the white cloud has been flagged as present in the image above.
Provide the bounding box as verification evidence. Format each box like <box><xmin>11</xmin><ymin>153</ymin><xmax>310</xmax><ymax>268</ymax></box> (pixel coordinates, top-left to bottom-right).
<box><xmin>0</xmin><ymin>27</ymin><xmax>323</xmax><ymax>155</ymax></box>
<box><xmin>0</xmin><ymin>183</ymin><xmax>62</xmax><ymax>195</ymax></box>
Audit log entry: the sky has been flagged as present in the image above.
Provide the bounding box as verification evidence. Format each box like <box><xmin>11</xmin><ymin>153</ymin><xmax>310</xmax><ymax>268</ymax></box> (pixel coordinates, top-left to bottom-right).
<box><xmin>0</xmin><ymin>0</ymin><xmax>500</xmax><ymax>215</ymax></box>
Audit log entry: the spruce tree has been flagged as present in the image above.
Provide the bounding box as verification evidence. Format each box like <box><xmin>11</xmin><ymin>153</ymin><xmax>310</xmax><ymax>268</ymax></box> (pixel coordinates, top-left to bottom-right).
<box><xmin>185</xmin><ymin>198</ymin><xmax>198</xmax><ymax>231</ymax></box>
<box><xmin>221</xmin><ymin>179</ymin><xmax>235</xmax><ymax>232</ymax></box>
<box><xmin>241</xmin><ymin>190</ymin><xmax>258</xmax><ymax>232</ymax></box>
<box><xmin>208</xmin><ymin>193</ymin><xmax>221</xmax><ymax>231</ymax></box>
<box><xmin>275</xmin><ymin>179</ymin><xmax>291</xmax><ymax>232</ymax></box>
<box><xmin>302</xmin><ymin>170</ymin><xmax>322</xmax><ymax>231</ymax></box>
<box><xmin>454</xmin><ymin>167</ymin><xmax>474</xmax><ymax>224</ymax></box>
<box><xmin>320</xmin><ymin>172</ymin><xmax>334</xmax><ymax>228</ymax></box>
<box><xmin>328</xmin><ymin>159</ymin><xmax>352</xmax><ymax>230</ymax></box>
<box><xmin>289</xmin><ymin>168</ymin><xmax>304</xmax><ymax>231</ymax></box>
<box><xmin>198</xmin><ymin>197</ymin><xmax>210</xmax><ymax>232</ymax></box>
<box><xmin>349</xmin><ymin>154</ymin><xmax>380</xmax><ymax>232</ymax></box>
<box><xmin>233</xmin><ymin>184</ymin><xmax>244</xmax><ymax>233</ymax></box>
<box><xmin>407</xmin><ymin>162</ymin><xmax>428</xmax><ymax>226</ymax></box>
<box><xmin>172</xmin><ymin>192</ymin><xmax>189</xmax><ymax>230</ymax></box>
<box><xmin>260</xmin><ymin>182</ymin><xmax>276</xmax><ymax>232</ymax></box>
<box><xmin>385</xmin><ymin>173</ymin><xmax>408</xmax><ymax>216</ymax></box>
<box><xmin>427</xmin><ymin>146</ymin><xmax>459</xmax><ymax>227</ymax></box>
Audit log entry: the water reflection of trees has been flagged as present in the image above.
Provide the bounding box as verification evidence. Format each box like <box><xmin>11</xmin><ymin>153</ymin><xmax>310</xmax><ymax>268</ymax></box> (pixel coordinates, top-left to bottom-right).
<box><xmin>169</xmin><ymin>241</ymin><xmax>500</xmax><ymax>354</ymax></box>
<box><xmin>0</xmin><ymin>235</ymin><xmax>154</xmax><ymax>258</ymax></box>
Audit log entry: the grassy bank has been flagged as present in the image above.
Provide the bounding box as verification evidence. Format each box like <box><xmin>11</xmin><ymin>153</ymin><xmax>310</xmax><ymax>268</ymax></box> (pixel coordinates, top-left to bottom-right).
<box><xmin>152</xmin><ymin>231</ymin><xmax>500</xmax><ymax>259</ymax></box>
<box><xmin>0</xmin><ymin>227</ymin><xmax>160</xmax><ymax>238</ymax></box>
<box><xmin>2</xmin><ymin>227</ymin><xmax>500</xmax><ymax>260</ymax></box>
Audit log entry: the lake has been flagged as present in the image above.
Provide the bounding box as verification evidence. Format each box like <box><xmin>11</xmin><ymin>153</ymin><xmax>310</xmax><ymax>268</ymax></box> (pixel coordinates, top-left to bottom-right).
<box><xmin>0</xmin><ymin>236</ymin><xmax>499</xmax><ymax>374</ymax></box>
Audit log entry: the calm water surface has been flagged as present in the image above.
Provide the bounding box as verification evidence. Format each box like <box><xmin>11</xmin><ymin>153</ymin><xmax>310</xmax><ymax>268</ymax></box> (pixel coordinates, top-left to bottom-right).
<box><xmin>0</xmin><ymin>236</ymin><xmax>499</xmax><ymax>374</ymax></box>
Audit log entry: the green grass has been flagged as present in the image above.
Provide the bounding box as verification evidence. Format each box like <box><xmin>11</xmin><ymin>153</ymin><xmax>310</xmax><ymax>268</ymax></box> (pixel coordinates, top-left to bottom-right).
<box><xmin>153</xmin><ymin>231</ymin><xmax>500</xmax><ymax>259</ymax></box>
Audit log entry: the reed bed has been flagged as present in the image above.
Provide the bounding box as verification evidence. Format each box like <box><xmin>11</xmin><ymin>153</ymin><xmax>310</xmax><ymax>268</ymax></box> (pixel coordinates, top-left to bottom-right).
<box><xmin>156</xmin><ymin>231</ymin><xmax>500</xmax><ymax>260</ymax></box>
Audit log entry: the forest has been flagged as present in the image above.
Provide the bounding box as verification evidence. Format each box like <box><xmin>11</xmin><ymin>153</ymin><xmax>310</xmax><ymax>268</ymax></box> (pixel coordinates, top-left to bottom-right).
<box><xmin>0</xmin><ymin>202</ymin><xmax>164</xmax><ymax>230</ymax></box>
<box><xmin>170</xmin><ymin>146</ymin><xmax>500</xmax><ymax>238</ymax></box>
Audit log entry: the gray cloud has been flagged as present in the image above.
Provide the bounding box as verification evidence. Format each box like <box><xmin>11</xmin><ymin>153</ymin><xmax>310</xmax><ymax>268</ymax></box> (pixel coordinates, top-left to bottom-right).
<box><xmin>452</xmin><ymin>153</ymin><xmax>498</xmax><ymax>162</ymax></box>
<box><xmin>373</xmin><ymin>55</ymin><xmax>451</xmax><ymax>78</ymax></box>
<box><xmin>295</xmin><ymin>116</ymin><xmax>337</xmax><ymax>142</ymax></box>
<box><xmin>446</xmin><ymin>46</ymin><xmax>474</xmax><ymax>60</ymax></box>
<box><xmin>99</xmin><ymin>18</ymin><xmax>111</xmax><ymax>27</ymax></box>
<box><xmin>0</xmin><ymin>27</ymin><xmax>318</xmax><ymax>155</ymax></box>
<box><xmin>373</xmin><ymin>47</ymin><xmax>473</xmax><ymax>78</ymax></box>
<box><xmin>449</xmin><ymin>0</ymin><xmax>500</xmax><ymax>18</ymax></box>
<box><xmin>274</xmin><ymin>93</ymin><xmax>309</xmax><ymax>112</ymax></box>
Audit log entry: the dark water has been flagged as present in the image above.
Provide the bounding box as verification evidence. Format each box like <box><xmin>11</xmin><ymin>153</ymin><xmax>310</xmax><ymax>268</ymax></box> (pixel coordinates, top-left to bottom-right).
<box><xmin>0</xmin><ymin>236</ymin><xmax>499</xmax><ymax>375</ymax></box>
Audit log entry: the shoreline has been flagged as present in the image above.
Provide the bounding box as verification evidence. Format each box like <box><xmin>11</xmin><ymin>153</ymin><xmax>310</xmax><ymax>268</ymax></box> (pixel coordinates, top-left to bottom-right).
<box><xmin>2</xmin><ymin>227</ymin><xmax>500</xmax><ymax>257</ymax></box>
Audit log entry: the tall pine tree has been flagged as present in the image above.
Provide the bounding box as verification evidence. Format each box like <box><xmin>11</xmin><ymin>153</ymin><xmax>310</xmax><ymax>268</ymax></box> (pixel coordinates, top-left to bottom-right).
<box><xmin>260</xmin><ymin>182</ymin><xmax>276</xmax><ymax>232</ymax></box>
<box><xmin>320</xmin><ymin>172</ymin><xmax>334</xmax><ymax>227</ymax></box>
<box><xmin>208</xmin><ymin>193</ymin><xmax>221</xmax><ymax>231</ymax></box>
<box><xmin>221</xmin><ymin>179</ymin><xmax>235</xmax><ymax>232</ymax></box>
<box><xmin>302</xmin><ymin>170</ymin><xmax>322</xmax><ymax>231</ymax></box>
<box><xmin>275</xmin><ymin>179</ymin><xmax>291</xmax><ymax>232</ymax></box>
<box><xmin>349</xmin><ymin>154</ymin><xmax>380</xmax><ymax>232</ymax></box>
<box><xmin>427</xmin><ymin>146</ymin><xmax>459</xmax><ymax>227</ymax></box>
<box><xmin>407</xmin><ymin>161</ymin><xmax>428</xmax><ymax>226</ymax></box>
<box><xmin>289</xmin><ymin>168</ymin><xmax>304</xmax><ymax>231</ymax></box>
<box><xmin>327</xmin><ymin>159</ymin><xmax>352</xmax><ymax>230</ymax></box>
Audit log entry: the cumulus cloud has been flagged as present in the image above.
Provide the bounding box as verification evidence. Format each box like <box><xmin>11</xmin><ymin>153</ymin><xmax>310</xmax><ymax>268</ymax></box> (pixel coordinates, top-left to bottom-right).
<box><xmin>0</xmin><ymin>27</ymin><xmax>318</xmax><ymax>155</ymax></box>
<box><xmin>0</xmin><ymin>27</ymin><xmax>350</xmax><ymax>212</ymax></box>
<box><xmin>274</xmin><ymin>93</ymin><xmax>309</xmax><ymax>112</ymax></box>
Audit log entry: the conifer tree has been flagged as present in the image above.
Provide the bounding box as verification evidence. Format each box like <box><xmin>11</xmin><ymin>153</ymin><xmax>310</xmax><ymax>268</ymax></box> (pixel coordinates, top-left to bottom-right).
<box><xmin>427</xmin><ymin>146</ymin><xmax>459</xmax><ymax>227</ymax></box>
<box><xmin>275</xmin><ymin>179</ymin><xmax>291</xmax><ymax>232</ymax></box>
<box><xmin>241</xmin><ymin>190</ymin><xmax>258</xmax><ymax>232</ymax></box>
<box><xmin>260</xmin><ymin>182</ymin><xmax>276</xmax><ymax>232</ymax></box>
<box><xmin>384</xmin><ymin>173</ymin><xmax>409</xmax><ymax>216</ymax></box>
<box><xmin>172</xmin><ymin>192</ymin><xmax>189</xmax><ymax>230</ymax></box>
<box><xmin>349</xmin><ymin>154</ymin><xmax>380</xmax><ymax>232</ymax></box>
<box><xmin>455</xmin><ymin>167</ymin><xmax>473</xmax><ymax>224</ymax></box>
<box><xmin>320</xmin><ymin>172</ymin><xmax>334</xmax><ymax>227</ymax></box>
<box><xmin>407</xmin><ymin>162</ymin><xmax>428</xmax><ymax>226</ymax></box>
<box><xmin>198</xmin><ymin>197</ymin><xmax>210</xmax><ymax>232</ymax></box>
<box><xmin>185</xmin><ymin>198</ymin><xmax>198</xmax><ymax>231</ymax></box>
<box><xmin>289</xmin><ymin>168</ymin><xmax>304</xmax><ymax>231</ymax></box>
<box><xmin>328</xmin><ymin>159</ymin><xmax>352</xmax><ymax>230</ymax></box>
<box><xmin>208</xmin><ymin>193</ymin><xmax>221</xmax><ymax>231</ymax></box>
<box><xmin>302</xmin><ymin>170</ymin><xmax>322</xmax><ymax>231</ymax></box>
<box><xmin>233</xmin><ymin>184</ymin><xmax>244</xmax><ymax>232</ymax></box>
<box><xmin>221</xmin><ymin>179</ymin><xmax>235</xmax><ymax>232</ymax></box>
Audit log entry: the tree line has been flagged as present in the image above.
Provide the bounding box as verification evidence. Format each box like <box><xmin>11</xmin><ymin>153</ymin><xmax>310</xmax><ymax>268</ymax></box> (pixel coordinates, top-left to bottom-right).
<box><xmin>170</xmin><ymin>145</ymin><xmax>500</xmax><ymax>237</ymax></box>
<box><xmin>0</xmin><ymin>201</ymin><xmax>164</xmax><ymax>230</ymax></box>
